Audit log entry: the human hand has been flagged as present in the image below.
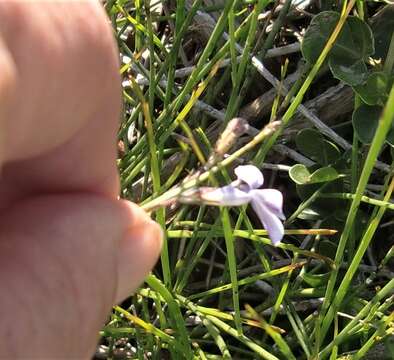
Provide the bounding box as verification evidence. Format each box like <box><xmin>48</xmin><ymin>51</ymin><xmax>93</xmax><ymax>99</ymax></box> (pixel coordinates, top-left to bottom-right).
<box><xmin>0</xmin><ymin>1</ymin><xmax>162</xmax><ymax>358</ymax></box>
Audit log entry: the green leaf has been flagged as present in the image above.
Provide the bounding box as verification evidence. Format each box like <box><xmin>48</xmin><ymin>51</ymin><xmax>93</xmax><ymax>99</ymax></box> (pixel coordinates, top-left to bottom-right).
<box><xmin>302</xmin><ymin>11</ymin><xmax>374</xmax><ymax>65</ymax></box>
<box><xmin>298</xmin><ymin>208</ymin><xmax>321</xmax><ymax>220</ymax></box>
<box><xmin>352</xmin><ymin>104</ymin><xmax>382</xmax><ymax>144</ymax></box>
<box><xmin>371</xmin><ymin>5</ymin><xmax>394</xmax><ymax>62</ymax></box>
<box><xmin>329</xmin><ymin>58</ymin><xmax>368</xmax><ymax>86</ymax></box>
<box><xmin>353</xmin><ymin>71</ymin><xmax>390</xmax><ymax>105</ymax></box>
<box><xmin>289</xmin><ymin>164</ymin><xmax>311</xmax><ymax>185</ymax></box>
<box><xmin>296</xmin><ymin>128</ymin><xmax>341</xmax><ymax>165</ymax></box>
<box><xmin>309</xmin><ymin>167</ymin><xmax>340</xmax><ymax>184</ymax></box>
<box><xmin>343</xmin><ymin>16</ymin><xmax>374</xmax><ymax>61</ymax></box>
<box><xmin>289</xmin><ymin>164</ymin><xmax>340</xmax><ymax>185</ymax></box>
<box><xmin>302</xmin><ymin>11</ymin><xmax>339</xmax><ymax>64</ymax></box>
<box><xmin>296</xmin><ymin>178</ymin><xmax>345</xmax><ymax>216</ymax></box>
<box><xmin>352</xmin><ymin>101</ymin><xmax>394</xmax><ymax>147</ymax></box>
<box><xmin>301</xmin><ymin>271</ymin><xmax>330</xmax><ymax>287</ymax></box>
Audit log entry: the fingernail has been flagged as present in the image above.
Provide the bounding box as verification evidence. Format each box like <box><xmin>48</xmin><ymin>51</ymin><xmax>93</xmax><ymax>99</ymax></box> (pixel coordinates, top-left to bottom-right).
<box><xmin>115</xmin><ymin>219</ymin><xmax>163</xmax><ymax>303</ymax></box>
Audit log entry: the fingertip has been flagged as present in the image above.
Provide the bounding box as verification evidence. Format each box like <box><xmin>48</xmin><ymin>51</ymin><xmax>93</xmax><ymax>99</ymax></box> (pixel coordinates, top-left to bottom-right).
<box><xmin>115</xmin><ymin>201</ymin><xmax>163</xmax><ymax>302</ymax></box>
<box><xmin>118</xmin><ymin>200</ymin><xmax>164</xmax><ymax>251</ymax></box>
<box><xmin>118</xmin><ymin>199</ymin><xmax>153</xmax><ymax>227</ymax></box>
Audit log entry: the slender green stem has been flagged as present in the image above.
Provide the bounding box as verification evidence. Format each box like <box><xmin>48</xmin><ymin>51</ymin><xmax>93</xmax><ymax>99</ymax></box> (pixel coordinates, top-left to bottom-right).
<box><xmin>145</xmin><ymin>275</ymin><xmax>193</xmax><ymax>358</ymax></box>
<box><xmin>163</xmin><ymin>0</ymin><xmax>185</xmax><ymax>109</ymax></box>
<box><xmin>220</xmin><ymin>208</ymin><xmax>242</xmax><ymax>333</ymax></box>
<box><xmin>319</xmin><ymin>278</ymin><xmax>394</xmax><ymax>359</ymax></box>
<box><xmin>129</xmin><ymin>76</ymin><xmax>171</xmax><ymax>286</ymax></box>
<box><xmin>225</xmin><ymin>0</ymin><xmax>270</xmax><ymax>121</ymax></box>
<box><xmin>189</xmin><ymin>262</ymin><xmax>305</xmax><ymax>300</ymax></box>
<box><xmin>235</xmin><ymin>0</ymin><xmax>292</xmax><ymax>111</ymax></box>
<box><xmin>206</xmin><ymin>315</ymin><xmax>280</xmax><ymax>360</ymax></box>
<box><xmin>113</xmin><ymin>305</ymin><xmax>182</xmax><ymax>353</ymax></box>
<box><xmin>349</xmin><ymin>130</ymin><xmax>360</xmax><ymax>259</ymax></box>
<box><xmin>286</xmin><ymin>183</ymin><xmax>330</xmax><ymax>225</ymax></box>
<box><xmin>320</xmin><ymin>192</ymin><xmax>394</xmax><ymax>210</ymax></box>
<box><xmin>384</xmin><ymin>32</ymin><xmax>394</xmax><ymax>75</ymax></box>
<box><xmin>321</xmin><ymin>174</ymin><xmax>394</xmax><ymax>339</ymax></box>
<box><xmin>352</xmin><ymin>312</ymin><xmax>394</xmax><ymax>360</ymax></box>
<box><xmin>320</xmin><ymin>84</ymin><xmax>394</xmax><ymax>340</ymax></box>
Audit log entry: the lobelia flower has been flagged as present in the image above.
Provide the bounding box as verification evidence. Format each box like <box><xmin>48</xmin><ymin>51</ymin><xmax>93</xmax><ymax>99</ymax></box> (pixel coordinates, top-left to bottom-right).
<box><xmin>199</xmin><ymin>165</ymin><xmax>285</xmax><ymax>246</ymax></box>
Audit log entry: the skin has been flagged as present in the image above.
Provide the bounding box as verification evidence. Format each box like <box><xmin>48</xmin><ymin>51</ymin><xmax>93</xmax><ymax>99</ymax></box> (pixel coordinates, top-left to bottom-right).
<box><xmin>0</xmin><ymin>1</ymin><xmax>162</xmax><ymax>358</ymax></box>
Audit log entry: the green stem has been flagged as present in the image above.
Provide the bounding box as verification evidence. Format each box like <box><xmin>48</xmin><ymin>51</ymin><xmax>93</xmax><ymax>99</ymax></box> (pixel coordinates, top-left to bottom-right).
<box><xmin>320</xmin><ymin>192</ymin><xmax>394</xmax><ymax>210</ymax></box>
<box><xmin>319</xmin><ymin>278</ymin><xmax>394</xmax><ymax>359</ymax></box>
<box><xmin>321</xmin><ymin>174</ymin><xmax>394</xmax><ymax>339</ymax></box>
<box><xmin>145</xmin><ymin>275</ymin><xmax>193</xmax><ymax>358</ymax></box>
<box><xmin>319</xmin><ymin>84</ymin><xmax>394</xmax><ymax>340</ymax></box>
<box><xmin>384</xmin><ymin>32</ymin><xmax>394</xmax><ymax>75</ymax></box>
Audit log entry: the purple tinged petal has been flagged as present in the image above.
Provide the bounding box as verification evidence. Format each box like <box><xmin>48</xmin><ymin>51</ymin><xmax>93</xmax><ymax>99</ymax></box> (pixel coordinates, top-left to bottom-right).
<box><xmin>200</xmin><ymin>185</ymin><xmax>252</xmax><ymax>206</ymax></box>
<box><xmin>250</xmin><ymin>197</ymin><xmax>284</xmax><ymax>246</ymax></box>
<box><xmin>234</xmin><ymin>165</ymin><xmax>264</xmax><ymax>189</ymax></box>
<box><xmin>250</xmin><ymin>189</ymin><xmax>285</xmax><ymax>220</ymax></box>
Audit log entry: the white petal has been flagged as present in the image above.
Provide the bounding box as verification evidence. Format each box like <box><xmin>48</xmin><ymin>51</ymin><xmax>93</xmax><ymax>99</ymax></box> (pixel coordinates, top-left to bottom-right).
<box><xmin>250</xmin><ymin>198</ymin><xmax>284</xmax><ymax>246</ymax></box>
<box><xmin>122</xmin><ymin>55</ymin><xmax>132</xmax><ymax>64</ymax></box>
<box><xmin>200</xmin><ymin>185</ymin><xmax>252</xmax><ymax>206</ymax></box>
<box><xmin>234</xmin><ymin>165</ymin><xmax>264</xmax><ymax>189</ymax></box>
<box><xmin>250</xmin><ymin>189</ymin><xmax>285</xmax><ymax>220</ymax></box>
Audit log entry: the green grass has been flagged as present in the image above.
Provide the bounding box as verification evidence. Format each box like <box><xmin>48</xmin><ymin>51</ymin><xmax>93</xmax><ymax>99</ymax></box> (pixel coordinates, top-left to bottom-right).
<box><xmin>101</xmin><ymin>1</ymin><xmax>394</xmax><ymax>358</ymax></box>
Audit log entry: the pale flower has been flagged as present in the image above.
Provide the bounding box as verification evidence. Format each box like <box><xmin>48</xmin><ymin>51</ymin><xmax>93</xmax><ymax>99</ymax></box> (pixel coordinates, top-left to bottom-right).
<box><xmin>200</xmin><ymin>165</ymin><xmax>285</xmax><ymax>246</ymax></box>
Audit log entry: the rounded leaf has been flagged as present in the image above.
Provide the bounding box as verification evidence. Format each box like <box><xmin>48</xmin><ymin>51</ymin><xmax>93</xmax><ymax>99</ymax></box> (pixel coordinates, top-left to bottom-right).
<box><xmin>371</xmin><ymin>5</ymin><xmax>394</xmax><ymax>61</ymax></box>
<box><xmin>353</xmin><ymin>71</ymin><xmax>390</xmax><ymax>105</ymax></box>
<box><xmin>302</xmin><ymin>11</ymin><xmax>374</xmax><ymax>64</ymax></box>
<box><xmin>296</xmin><ymin>129</ymin><xmax>340</xmax><ymax>165</ymax></box>
<box><xmin>289</xmin><ymin>164</ymin><xmax>311</xmax><ymax>185</ymax></box>
<box><xmin>302</xmin><ymin>11</ymin><xmax>340</xmax><ymax>64</ymax></box>
<box><xmin>344</xmin><ymin>17</ymin><xmax>374</xmax><ymax>61</ymax></box>
<box><xmin>329</xmin><ymin>58</ymin><xmax>368</xmax><ymax>86</ymax></box>
<box><xmin>290</xmin><ymin>164</ymin><xmax>340</xmax><ymax>185</ymax></box>
<box><xmin>352</xmin><ymin>104</ymin><xmax>382</xmax><ymax>144</ymax></box>
<box><xmin>309</xmin><ymin>166</ymin><xmax>340</xmax><ymax>184</ymax></box>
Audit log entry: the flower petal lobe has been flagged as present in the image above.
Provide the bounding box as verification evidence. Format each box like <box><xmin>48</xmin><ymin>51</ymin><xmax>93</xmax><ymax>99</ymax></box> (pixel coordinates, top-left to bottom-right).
<box><xmin>250</xmin><ymin>199</ymin><xmax>284</xmax><ymax>246</ymax></box>
<box><xmin>250</xmin><ymin>189</ymin><xmax>285</xmax><ymax>220</ymax></box>
<box><xmin>234</xmin><ymin>165</ymin><xmax>264</xmax><ymax>189</ymax></box>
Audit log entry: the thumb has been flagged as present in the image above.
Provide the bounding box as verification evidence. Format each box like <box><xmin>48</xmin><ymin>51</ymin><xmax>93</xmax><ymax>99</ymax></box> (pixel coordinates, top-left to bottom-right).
<box><xmin>0</xmin><ymin>194</ymin><xmax>162</xmax><ymax>358</ymax></box>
